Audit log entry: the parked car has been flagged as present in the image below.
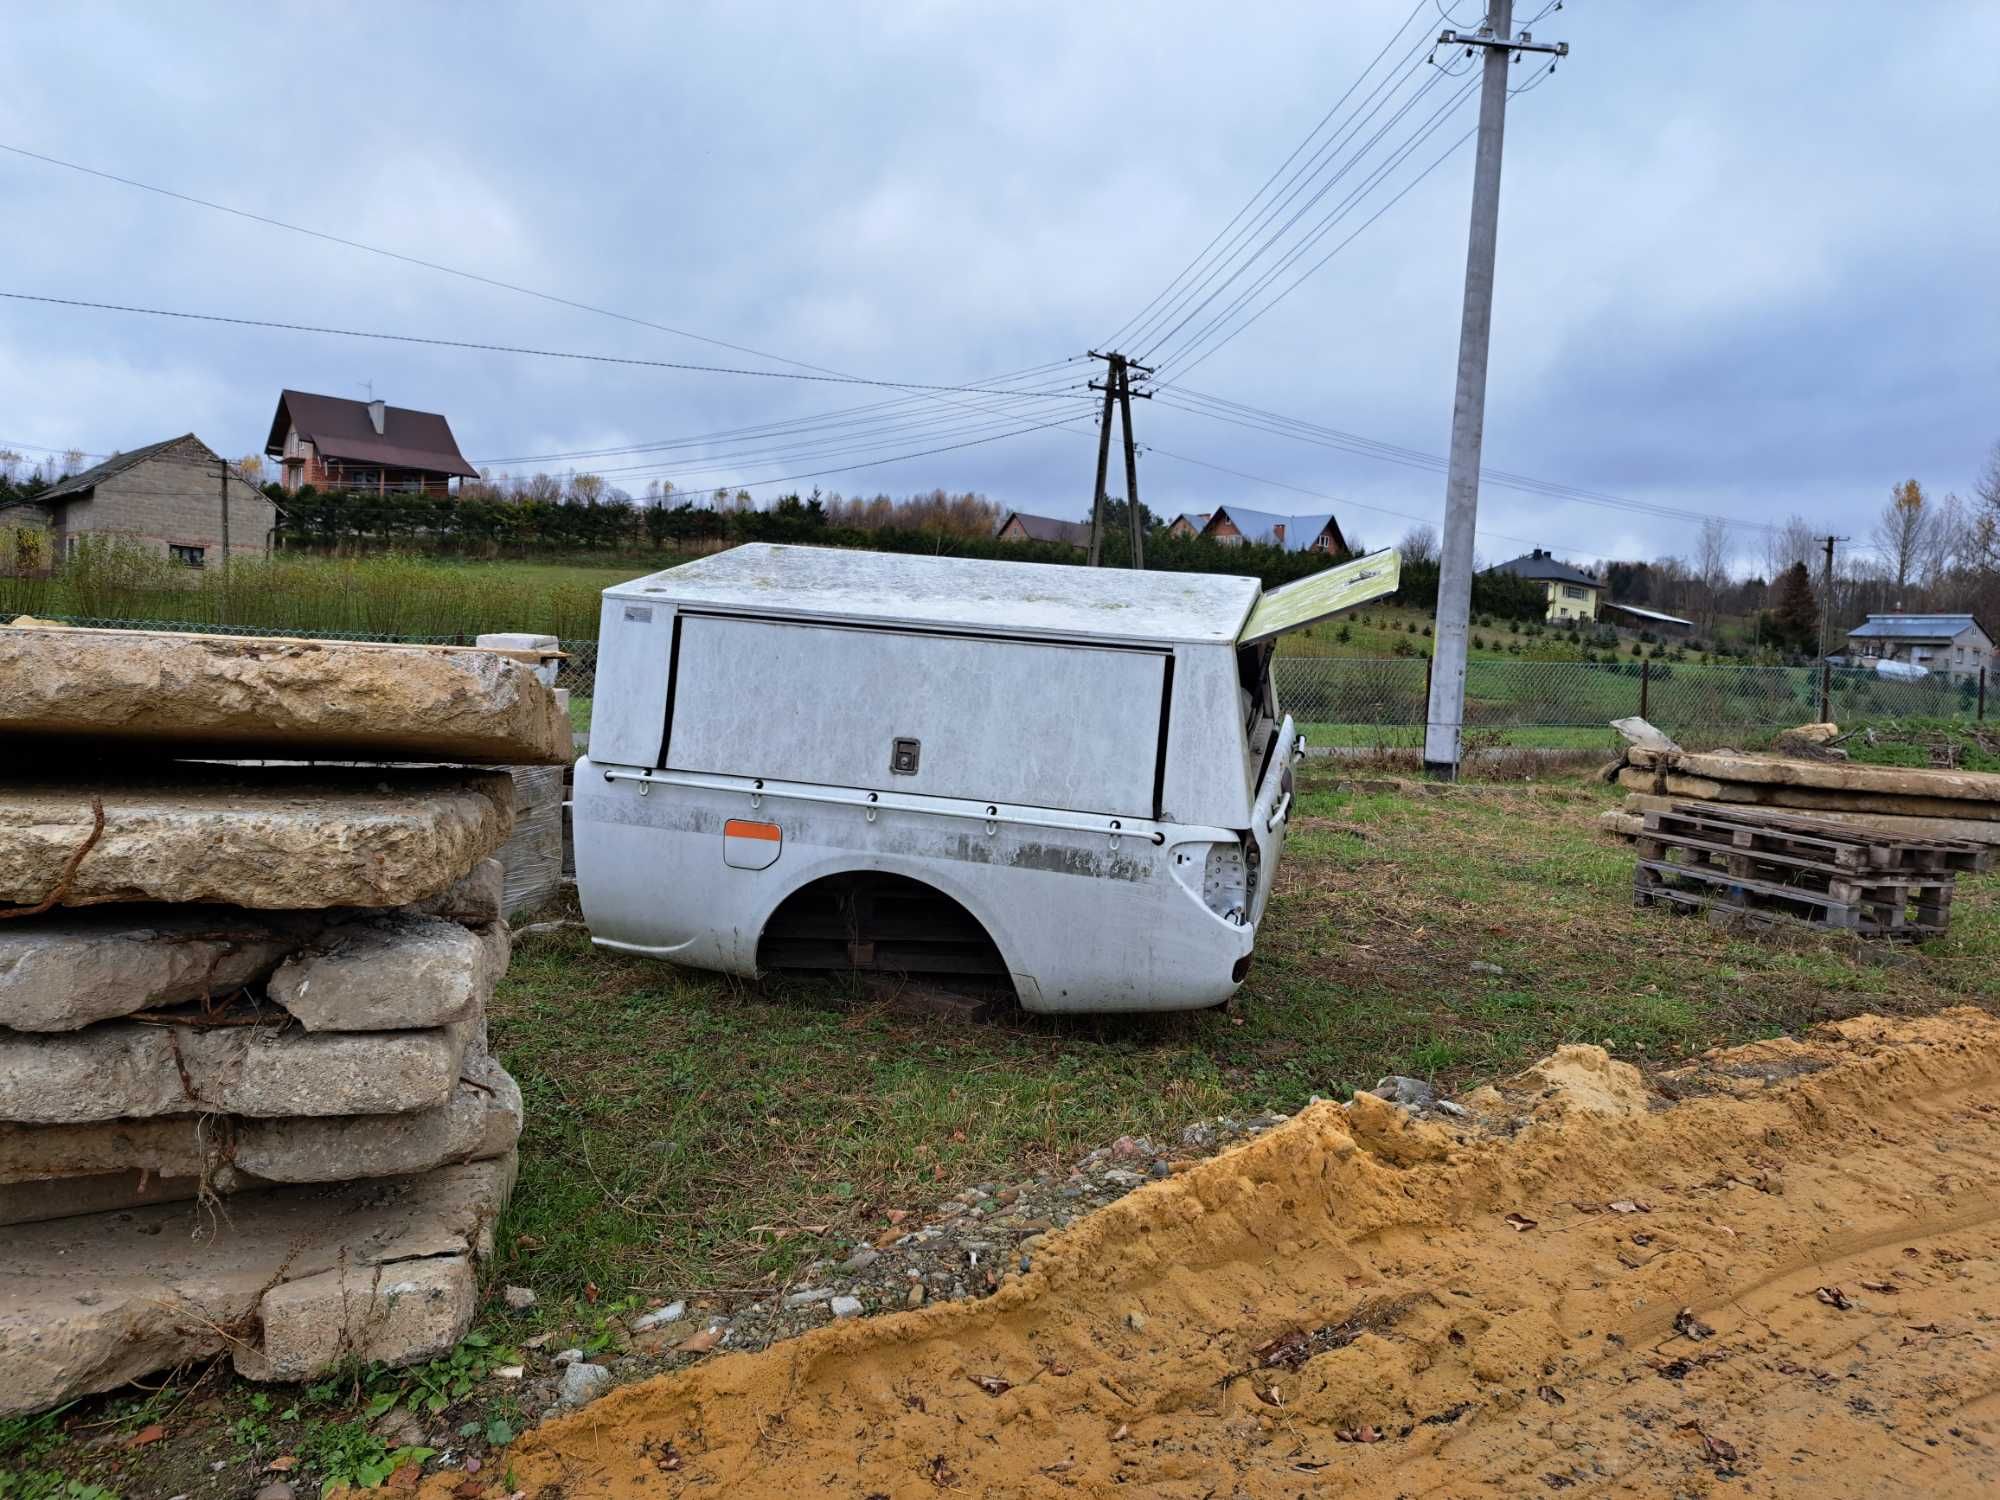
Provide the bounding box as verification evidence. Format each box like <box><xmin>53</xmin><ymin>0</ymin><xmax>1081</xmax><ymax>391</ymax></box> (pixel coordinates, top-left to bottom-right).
<box><xmin>573</xmin><ymin>542</ymin><xmax>1397</xmax><ymax>1011</ymax></box>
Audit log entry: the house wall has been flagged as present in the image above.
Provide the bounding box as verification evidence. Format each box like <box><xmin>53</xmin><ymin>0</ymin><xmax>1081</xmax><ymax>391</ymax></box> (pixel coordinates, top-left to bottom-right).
<box><xmin>1544</xmin><ymin>581</ymin><xmax>1600</xmax><ymax>623</ymax></box>
<box><xmin>61</xmin><ymin>439</ymin><xmax>275</xmax><ymax>565</ymax></box>
<box><xmin>1166</xmin><ymin>518</ymin><xmax>1199</xmax><ymax>539</ymax></box>
<box><xmin>998</xmin><ymin>518</ymin><xmax>1029</xmax><ymax>542</ymax></box>
<box><xmin>1847</xmin><ymin>627</ymin><xmax>1994</xmax><ymax>679</ymax></box>
<box><xmin>276</xmin><ymin>428</ymin><xmax>453</xmax><ymax>495</ymax></box>
<box><xmin>1206</xmin><ymin>515</ymin><xmax>1245</xmax><ymax>545</ymax></box>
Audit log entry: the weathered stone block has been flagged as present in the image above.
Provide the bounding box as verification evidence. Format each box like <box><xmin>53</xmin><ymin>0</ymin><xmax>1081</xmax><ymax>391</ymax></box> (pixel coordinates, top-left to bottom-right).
<box><xmin>0</xmin><ymin>1153</ymin><xmax>516</xmax><ymax>1415</ymax></box>
<box><xmin>398</xmin><ymin>858</ymin><xmax>505</xmax><ymax>925</ymax></box>
<box><xmin>0</xmin><ymin>1056</ymin><xmax>522</xmax><ymax>1224</ymax></box>
<box><xmin>0</xmin><ymin>627</ymin><xmax>568</xmax><ymax>765</ymax></box>
<box><xmin>0</xmin><ymin>908</ymin><xmax>297</xmax><ymax>1031</ymax></box>
<box><xmin>0</xmin><ymin>768</ymin><xmax>512</xmax><ymax>910</ymax></box>
<box><xmin>268</xmin><ymin>917</ymin><xmax>509</xmax><ymax>1032</ymax></box>
<box><xmin>0</xmin><ymin>1017</ymin><xmax>473</xmax><ymax>1123</ymax></box>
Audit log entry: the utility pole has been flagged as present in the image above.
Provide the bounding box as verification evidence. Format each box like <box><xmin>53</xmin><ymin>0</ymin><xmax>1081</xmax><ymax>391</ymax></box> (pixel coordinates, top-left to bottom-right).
<box><xmin>217</xmin><ymin>458</ymin><xmax>231</xmax><ymax>578</ymax></box>
<box><xmin>1817</xmin><ymin>533</ymin><xmax>1840</xmax><ymax>722</ymax></box>
<box><xmin>1085</xmin><ymin>350</ymin><xmax>1152</xmax><ymax>568</ymax></box>
<box><xmin>1421</xmin><ymin>0</ymin><xmax>1568</xmax><ymax>777</ymax></box>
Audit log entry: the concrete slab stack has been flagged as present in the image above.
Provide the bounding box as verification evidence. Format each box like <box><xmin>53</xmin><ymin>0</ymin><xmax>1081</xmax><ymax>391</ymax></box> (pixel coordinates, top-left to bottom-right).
<box><xmin>0</xmin><ymin>626</ymin><xmax>568</xmax><ymax>1415</ymax></box>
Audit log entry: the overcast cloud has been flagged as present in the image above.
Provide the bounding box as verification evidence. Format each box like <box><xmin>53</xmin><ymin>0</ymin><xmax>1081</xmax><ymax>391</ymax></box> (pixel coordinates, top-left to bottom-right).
<box><xmin>2</xmin><ymin>1</ymin><xmax>1996</xmax><ymax>571</ymax></box>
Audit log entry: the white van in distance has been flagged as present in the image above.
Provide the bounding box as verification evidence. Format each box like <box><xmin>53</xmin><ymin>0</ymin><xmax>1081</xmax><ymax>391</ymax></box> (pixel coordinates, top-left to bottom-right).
<box><xmin>573</xmin><ymin>542</ymin><xmax>1398</xmax><ymax>1012</ymax></box>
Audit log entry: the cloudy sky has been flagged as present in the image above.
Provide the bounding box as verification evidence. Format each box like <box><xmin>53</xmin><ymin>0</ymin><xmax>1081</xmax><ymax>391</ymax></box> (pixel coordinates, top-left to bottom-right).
<box><xmin>3</xmin><ymin>1</ymin><xmax>1995</xmax><ymax>572</ymax></box>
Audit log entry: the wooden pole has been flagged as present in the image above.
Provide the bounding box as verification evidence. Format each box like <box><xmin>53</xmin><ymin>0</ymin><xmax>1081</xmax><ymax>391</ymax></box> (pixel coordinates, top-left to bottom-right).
<box><xmin>1086</xmin><ymin>361</ymin><xmax>1117</xmax><ymax>568</ymax></box>
<box><xmin>1117</xmin><ymin>360</ymin><xmax>1145</xmax><ymax>570</ymax></box>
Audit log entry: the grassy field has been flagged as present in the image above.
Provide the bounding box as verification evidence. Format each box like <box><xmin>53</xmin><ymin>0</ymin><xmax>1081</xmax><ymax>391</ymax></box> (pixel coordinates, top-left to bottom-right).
<box><xmin>14</xmin><ymin>763</ymin><xmax>1995</xmax><ymax>1498</ymax></box>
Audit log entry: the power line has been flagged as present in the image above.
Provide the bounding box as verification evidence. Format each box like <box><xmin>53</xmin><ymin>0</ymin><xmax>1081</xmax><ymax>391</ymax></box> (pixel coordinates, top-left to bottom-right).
<box><xmin>0</xmin><ymin>140</ymin><xmax>855</xmax><ymax>380</ymax></box>
<box><xmin>0</xmin><ymin>291</ymin><xmax>1099</xmax><ymax>401</ymax></box>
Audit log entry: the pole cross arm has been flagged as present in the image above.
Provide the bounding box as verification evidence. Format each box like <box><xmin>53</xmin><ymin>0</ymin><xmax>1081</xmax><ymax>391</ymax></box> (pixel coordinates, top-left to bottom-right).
<box><xmin>1438</xmin><ymin>28</ymin><xmax>1568</xmax><ymax>56</ymax></box>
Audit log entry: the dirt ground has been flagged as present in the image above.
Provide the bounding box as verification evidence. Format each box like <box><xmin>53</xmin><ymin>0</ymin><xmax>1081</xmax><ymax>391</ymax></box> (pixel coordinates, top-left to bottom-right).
<box><xmin>443</xmin><ymin>1007</ymin><xmax>2000</xmax><ymax>1499</ymax></box>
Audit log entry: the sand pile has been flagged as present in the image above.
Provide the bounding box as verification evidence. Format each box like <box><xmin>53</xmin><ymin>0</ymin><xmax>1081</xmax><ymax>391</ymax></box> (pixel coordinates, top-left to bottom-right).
<box><xmin>0</xmin><ymin>626</ymin><xmax>567</xmax><ymax>1416</ymax></box>
<box><xmin>482</xmin><ymin>1008</ymin><xmax>2000</xmax><ymax>1497</ymax></box>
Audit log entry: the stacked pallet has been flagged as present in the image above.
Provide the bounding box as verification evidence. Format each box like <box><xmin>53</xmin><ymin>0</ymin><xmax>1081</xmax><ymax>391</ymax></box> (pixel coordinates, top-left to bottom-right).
<box><xmin>1601</xmin><ymin>742</ymin><xmax>2000</xmax><ymax>848</ymax></box>
<box><xmin>0</xmin><ymin>626</ymin><xmax>568</xmax><ymax>1416</ymax></box>
<box><xmin>1633</xmin><ymin>800</ymin><xmax>1990</xmax><ymax>937</ymax></box>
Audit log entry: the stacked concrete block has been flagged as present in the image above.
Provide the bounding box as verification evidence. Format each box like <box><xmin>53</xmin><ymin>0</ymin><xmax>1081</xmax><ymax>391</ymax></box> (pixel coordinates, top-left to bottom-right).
<box><xmin>0</xmin><ymin>627</ymin><xmax>568</xmax><ymax>1416</ymax></box>
<box><xmin>476</xmin><ymin>633</ymin><xmax>570</xmax><ymax>916</ymax></box>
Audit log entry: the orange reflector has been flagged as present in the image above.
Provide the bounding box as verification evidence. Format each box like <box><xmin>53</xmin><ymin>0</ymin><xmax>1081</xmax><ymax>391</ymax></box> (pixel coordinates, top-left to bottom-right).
<box><xmin>723</xmin><ymin>818</ymin><xmax>782</xmax><ymax>871</ymax></box>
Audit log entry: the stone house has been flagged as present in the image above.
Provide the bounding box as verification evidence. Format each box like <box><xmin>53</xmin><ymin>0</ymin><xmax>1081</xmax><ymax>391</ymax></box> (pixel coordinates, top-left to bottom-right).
<box><xmin>1845</xmin><ymin>613</ymin><xmax>1994</xmax><ymax>679</ymax></box>
<box><xmin>1166</xmin><ymin>512</ymin><xmax>1212</xmax><ymax>539</ymax></box>
<box><xmin>11</xmin><ymin>434</ymin><xmax>275</xmax><ymax>568</ymax></box>
<box><xmin>266</xmin><ymin>390</ymin><xmax>478</xmax><ymax>496</ymax></box>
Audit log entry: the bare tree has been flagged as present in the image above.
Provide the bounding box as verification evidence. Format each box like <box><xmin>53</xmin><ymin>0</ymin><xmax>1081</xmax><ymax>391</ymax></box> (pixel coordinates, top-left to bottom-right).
<box><xmin>1870</xmin><ymin>478</ymin><xmax>1933</xmax><ymax>594</ymax></box>
<box><xmin>1763</xmin><ymin>513</ymin><xmax>1818</xmax><ymax>583</ymax></box>
<box><xmin>1398</xmin><ymin>523</ymin><xmax>1439</xmax><ymax>565</ymax></box>
<box><xmin>1974</xmin><ymin>439</ymin><xmax>2000</xmax><ymax>574</ymax></box>
<box><xmin>1695</xmin><ymin>516</ymin><xmax>1730</xmax><ymax>627</ymax></box>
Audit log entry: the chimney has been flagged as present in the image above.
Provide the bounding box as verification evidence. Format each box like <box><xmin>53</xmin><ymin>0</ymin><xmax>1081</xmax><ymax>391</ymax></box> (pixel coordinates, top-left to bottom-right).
<box><xmin>366</xmin><ymin>399</ymin><xmax>386</xmax><ymax>436</ymax></box>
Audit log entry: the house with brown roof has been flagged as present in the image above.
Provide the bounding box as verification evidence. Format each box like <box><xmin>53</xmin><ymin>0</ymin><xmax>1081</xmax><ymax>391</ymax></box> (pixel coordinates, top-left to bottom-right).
<box><xmin>995</xmin><ymin>510</ymin><xmax>1092</xmax><ymax>550</ymax></box>
<box><xmin>7</xmin><ymin>434</ymin><xmax>273</xmax><ymax>567</ymax></box>
<box><xmin>265</xmin><ymin>390</ymin><xmax>479</xmax><ymax>496</ymax></box>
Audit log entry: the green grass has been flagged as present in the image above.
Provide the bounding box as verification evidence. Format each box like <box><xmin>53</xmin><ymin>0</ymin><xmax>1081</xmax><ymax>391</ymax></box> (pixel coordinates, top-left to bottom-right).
<box><xmin>1839</xmin><ymin>717</ymin><xmax>2000</xmax><ymax>772</ymax></box>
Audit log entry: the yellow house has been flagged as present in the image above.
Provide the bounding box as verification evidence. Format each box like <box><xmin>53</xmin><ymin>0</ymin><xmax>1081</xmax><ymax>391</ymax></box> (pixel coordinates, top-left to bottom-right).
<box><xmin>1490</xmin><ymin>548</ymin><xmax>1602</xmax><ymax>622</ymax></box>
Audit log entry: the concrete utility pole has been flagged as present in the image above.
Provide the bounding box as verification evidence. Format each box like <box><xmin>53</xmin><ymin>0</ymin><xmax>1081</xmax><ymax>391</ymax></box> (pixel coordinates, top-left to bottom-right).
<box><xmin>1421</xmin><ymin>0</ymin><xmax>1568</xmax><ymax>776</ymax></box>
<box><xmin>1817</xmin><ymin>533</ymin><xmax>1839</xmax><ymax>722</ymax></box>
<box><xmin>217</xmin><ymin>459</ymin><xmax>231</xmax><ymax>577</ymax></box>
<box><xmin>1085</xmin><ymin>350</ymin><xmax>1153</xmax><ymax>568</ymax></box>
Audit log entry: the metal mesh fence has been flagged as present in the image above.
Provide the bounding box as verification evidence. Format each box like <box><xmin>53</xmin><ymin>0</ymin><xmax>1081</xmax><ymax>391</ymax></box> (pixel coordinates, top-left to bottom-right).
<box><xmin>4</xmin><ymin>612</ymin><xmax>1982</xmax><ymax>736</ymax></box>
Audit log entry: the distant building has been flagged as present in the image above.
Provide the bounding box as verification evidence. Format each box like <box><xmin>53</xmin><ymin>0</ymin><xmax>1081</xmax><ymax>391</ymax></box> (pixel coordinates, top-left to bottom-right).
<box><xmin>1167</xmin><ymin>511</ymin><xmax>1212</xmax><ymax>539</ymax></box>
<box><xmin>1198</xmin><ymin>506</ymin><xmax>1346</xmax><ymax>554</ymax></box>
<box><xmin>1602</xmin><ymin>602</ymin><xmax>1694</xmax><ymax>634</ymax></box>
<box><xmin>995</xmin><ymin>510</ymin><xmax>1092</xmax><ymax>549</ymax></box>
<box><xmin>1490</xmin><ymin>548</ymin><xmax>1602</xmax><ymax>623</ymax></box>
<box><xmin>7</xmin><ymin>434</ymin><xmax>273</xmax><ymax>567</ymax></box>
<box><xmin>1845</xmin><ymin>613</ymin><xmax>1994</xmax><ymax>679</ymax></box>
<box><xmin>265</xmin><ymin>389</ymin><xmax>478</xmax><ymax>496</ymax></box>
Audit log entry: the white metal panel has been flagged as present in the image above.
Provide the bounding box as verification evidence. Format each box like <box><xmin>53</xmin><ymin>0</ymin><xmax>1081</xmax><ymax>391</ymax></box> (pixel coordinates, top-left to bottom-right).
<box><xmin>666</xmin><ymin>616</ymin><xmax>1167</xmax><ymax>817</ymax></box>
<box><xmin>1159</xmin><ymin>645</ymin><xmax>1256</xmax><ymax>828</ymax></box>
<box><xmin>1238</xmin><ymin>548</ymin><xmax>1402</xmax><ymax>645</ymax></box>
<box><xmin>585</xmin><ymin>593</ymin><xmax>672</xmax><ymax>769</ymax></box>
<box><xmin>607</xmin><ymin>543</ymin><xmax>1260</xmax><ymax>645</ymax></box>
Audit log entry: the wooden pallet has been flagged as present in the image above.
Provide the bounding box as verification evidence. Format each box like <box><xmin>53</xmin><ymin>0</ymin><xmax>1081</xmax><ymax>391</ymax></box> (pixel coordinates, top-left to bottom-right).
<box><xmin>1635</xmin><ymin>804</ymin><xmax>1963</xmax><ymax>939</ymax></box>
<box><xmin>1665</xmin><ymin>802</ymin><xmax>1992</xmax><ymax>875</ymax></box>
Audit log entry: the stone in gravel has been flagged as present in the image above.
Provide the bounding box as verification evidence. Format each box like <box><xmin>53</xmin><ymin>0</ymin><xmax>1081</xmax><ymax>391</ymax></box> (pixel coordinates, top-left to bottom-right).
<box><xmin>632</xmin><ymin>1301</ymin><xmax>686</xmax><ymax>1332</ymax></box>
<box><xmin>1180</xmin><ymin>1122</ymin><xmax>1217</xmax><ymax>1150</ymax></box>
<box><xmin>905</xmin><ymin>1282</ymin><xmax>925</xmax><ymax>1308</ymax></box>
<box><xmin>1371</xmin><ymin>1075</ymin><xmax>1437</xmax><ymax>1109</ymax></box>
<box><xmin>558</xmin><ymin>1362</ymin><xmax>613</xmax><ymax>1407</ymax></box>
<box><xmin>1469</xmin><ymin>961</ymin><xmax>1505</xmax><ymax>975</ymax></box>
<box><xmin>829</xmin><ymin>1296</ymin><xmax>864</xmax><ymax>1319</ymax></box>
<box><xmin>552</xmin><ymin>1348</ymin><xmax>584</xmax><ymax>1365</ymax></box>
<box><xmin>1</xmin><ymin>1153</ymin><xmax>514</xmax><ymax>1416</ymax></box>
<box><xmin>0</xmin><ymin>627</ymin><xmax>568</xmax><ymax>764</ymax></box>
<box><xmin>1149</xmin><ymin>1160</ymin><xmax>1171</xmax><ymax>1179</ymax></box>
<box><xmin>503</xmin><ymin>1285</ymin><xmax>538</xmax><ymax>1311</ymax></box>
<box><xmin>840</xmin><ymin>1247</ymin><xmax>880</xmax><ymax>1273</ymax></box>
<box><xmin>0</xmin><ymin>1017</ymin><xmax>475</xmax><ymax>1124</ymax></box>
<box><xmin>1101</xmin><ymin>1168</ymin><xmax>1145</xmax><ymax>1189</ymax></box>
<box><xmin>267</xmin><ymin>916</ymin><xmax>510</xmax><ymax>1032</ymax></box>
<box><xmin>784</xmin><ymin>1288</ymin><xmax>833</xmax><ymax>1309</ymax></box>
<box><xmin>1126</xmin><ymin>1310</ymin><xmax>1148</xmax><ymax>1332</ymax></box>
<box><xmin>0</xmin><ymin>769</ymin><xmax>513</xmax><ymax>911</ymax></box>
<box><xmin>254</xmin><ymin>1485</ymin><xmax>297</xmax><ymax>1500</ymax></box>
<box><xmin>0</xmin><ymin>909</ymin><xmax>297</xmax><ymax>1032</ymax></box>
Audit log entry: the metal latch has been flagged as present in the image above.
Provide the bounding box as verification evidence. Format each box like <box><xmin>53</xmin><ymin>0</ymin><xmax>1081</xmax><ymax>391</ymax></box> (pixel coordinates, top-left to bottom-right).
<box><xmin>890</xmin><ymin>737</ymin><xmax>921</xmax><ymax>775</ymax></box>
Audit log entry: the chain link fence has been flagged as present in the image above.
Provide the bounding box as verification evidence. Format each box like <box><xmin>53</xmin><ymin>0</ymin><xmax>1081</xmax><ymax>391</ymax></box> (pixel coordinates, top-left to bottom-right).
<box><xmin>1275</xmin><ymin>657</ymin><xmax>1985</xmax><ymax>747</ymax></box>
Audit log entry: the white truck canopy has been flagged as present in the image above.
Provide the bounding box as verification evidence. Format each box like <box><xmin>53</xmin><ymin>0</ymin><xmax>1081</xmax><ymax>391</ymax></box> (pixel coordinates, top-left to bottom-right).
<box><xmin>607</xmin><ymin>542</ymin><xmax>1396</xmax><ymax>646</ymax></box>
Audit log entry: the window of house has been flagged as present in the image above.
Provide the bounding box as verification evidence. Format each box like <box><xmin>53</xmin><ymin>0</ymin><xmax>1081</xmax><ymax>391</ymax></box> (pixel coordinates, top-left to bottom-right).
<box><xmin>1562</xmin><ymin>584</ymin><xmax>1590</xmax><ymax>601</ymax></box>
<box><xmin>169</xmin><ymin>544</ymin><xmax>206</xmax><ymax>568</ymax></box>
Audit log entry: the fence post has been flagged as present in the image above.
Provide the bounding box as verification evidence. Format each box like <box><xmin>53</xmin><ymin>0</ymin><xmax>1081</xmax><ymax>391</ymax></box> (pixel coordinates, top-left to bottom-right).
<box><xmin>1639</xmin><ymin>657</ymin><xmax>1650</xmax><ymax>722</ymax></box>
<box><xmin>1423</xmin><ymin>654</ymin><xmax>1434</xmax><ymax>747</ymax></box>
<box><xmin>1980</xmin><ymin>667</ymin><xmax>1988</xmax><ymax>723</ymax></box>
<box><xmin>1818</xmin><ymin>659</ymin><xmax>1831</xmax><ymax>725</ymax></box>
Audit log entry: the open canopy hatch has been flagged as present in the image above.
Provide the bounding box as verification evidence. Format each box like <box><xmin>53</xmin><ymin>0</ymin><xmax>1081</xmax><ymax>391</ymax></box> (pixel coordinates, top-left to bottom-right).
<box><xmin>1238</xmin><ymin>548</ymin><xmax>1402</xmax><ymax>646</ymax></box>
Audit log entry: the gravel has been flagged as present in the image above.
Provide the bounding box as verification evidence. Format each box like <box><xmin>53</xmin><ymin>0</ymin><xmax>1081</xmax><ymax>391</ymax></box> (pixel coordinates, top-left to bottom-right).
<box><xmin>557</xmin><ymin>1361</ymin><xmax>613</xmax><ymax>1407</ymax></box>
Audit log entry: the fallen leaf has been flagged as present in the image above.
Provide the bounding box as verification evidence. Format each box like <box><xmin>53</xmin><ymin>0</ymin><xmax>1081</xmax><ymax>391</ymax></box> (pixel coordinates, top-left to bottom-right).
<box><xmin>1336</xmin><ymin>1425</ymin><xmax>1382</xmax><ymax>1443</ymax></box>
<box><xmin>1678</xmin><ymin>1421</ymin><xmax>1739</xmax><ymax>1466</ymax></box>
<box><xmin>1504</xmin><ymin>1213</ymin><xmax>1538</xmax><ymax>1233</ymax></box>
<box><xmin>1254</xmin><ymin>1385</ymin><xmax>1283</xmax><ymax>1408</ymax></box>
<box><xmin>493</xmin><ymin>1365</ymin><xmax>525</xmax><ymax>1380</ymax></box>
<box><xmin>1111</xmin><ymin>1423</ymin><xmax>1131</xmax><ymax>1441</ymax></box>
<box><xmin>584</xmin><ymin>1282</ymin><xmax>600</xmax><ymax>1305</ymax></box>
<box><xmin>125</xmin><ymin>1424</ymin><xmax>167</xmax><ymax>1447</ymax></box>
<box><xmin>968</xmin><ymin>1374</ymin><xmax>1012</xmax><ymax>1396</ymax></box>
<box><xmin>1673</xmin><ymin>1308</ymin><xmax>1715</xmax><ymax>1341</ymax></box>
<box><xmin>885</xmin><ymin>1209</ymin><xmax>910</xmax><ymax>1225</ymax></box>
<box><xmin>1043</xmin><ymin>1362</ymin><xmax>1073</xmax><ymax>1377</ymax></box>
<box><xmin>1815</xmin><ymin>1286</ymin><xmax>1853</xmax><ymax>1310</ymax></box>
<box><xmin>950</xmin><ymin>1130</ymin><xmax>967</xmax><ymax>1143</ymax></box>
<box><xmin>522</xmin><ymin>1332</ymin><xmax>555</xmax><ymax>1349</ymax></box>
<box><xmin>1570</xmin><ymin>1201</ymin><xmax>1605</xmax><ymax>1214</ymax></box>
<box><xmin>266</xmin><ymin>1455</ymin><xmax>299</xmax><ymax>1471</ymax></box>
<box><xmin>928</xmin><ymin>1455</ymin><xmax>957</xmax><ymax>1488</ymax></box>
<box><xmin>1040</xmin><ymin>1459</ymin><xmax>1076</xmax><ymax>1474</ymax></box>
<box><xmin>1608</xmin><ymin>1200</ymin><xmax>1651</xmax><ymax>1214</ymax></box>
<box><xmin>1631</xmin><ymin>1232</ymin><xmax>1653</xmax><ymax>1247</ymax></box>
<box><xmin>678</xmin><ymin>1326</ymin><xmax>723</xmax><ymax>1354</ymax></box>
<box><xmin>933</xmin><ymin>1164</ymin><xmax>945</xmax><ymax>1181</ymax></box>
<box><xmin>1859</xmin><ymin>1279</ymin><xmax>1898</xmax><ymax>1294</ymax></box>
<box><xmin>1537</xmin><ymin>1386</ymin><xmax>1565</xmax><ymax>1405</ymax></box>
